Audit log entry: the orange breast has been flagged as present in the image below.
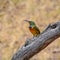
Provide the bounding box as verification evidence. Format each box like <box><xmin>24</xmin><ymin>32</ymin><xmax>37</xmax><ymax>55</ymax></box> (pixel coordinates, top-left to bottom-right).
<box><xmin>29</xmin><ymin>28</ymin><xmax>37</xmax><ymax>36</ymax></box>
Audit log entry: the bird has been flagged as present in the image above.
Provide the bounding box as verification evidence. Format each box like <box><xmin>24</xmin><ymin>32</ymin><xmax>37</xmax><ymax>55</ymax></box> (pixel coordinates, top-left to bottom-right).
<box><xmin>24</xmin><ymin>20</ymin><xmax>40</xmax><ymax>37</ymax></box>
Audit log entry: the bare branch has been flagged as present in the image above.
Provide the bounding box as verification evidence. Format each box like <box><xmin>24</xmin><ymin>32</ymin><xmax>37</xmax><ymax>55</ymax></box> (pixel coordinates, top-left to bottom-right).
<box><xmin>11</xmin><ymin>21</ymin><xmax>60</xmax><ymax>60</ymax></box>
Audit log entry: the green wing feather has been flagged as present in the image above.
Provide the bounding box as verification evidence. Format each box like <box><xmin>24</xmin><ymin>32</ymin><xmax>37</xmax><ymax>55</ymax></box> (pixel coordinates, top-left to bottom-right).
<box><xmin>33</xmin><ymin>26</ymin><xmax>40</xmax><ymax>36</ymax></box>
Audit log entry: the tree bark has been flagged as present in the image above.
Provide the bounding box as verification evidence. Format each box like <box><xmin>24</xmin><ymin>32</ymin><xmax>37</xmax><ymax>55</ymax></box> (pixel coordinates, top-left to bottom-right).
<box><xmin>11</xmin><ymin>21</ymin><xmax>60</xmax><ymax>60</ymax></box>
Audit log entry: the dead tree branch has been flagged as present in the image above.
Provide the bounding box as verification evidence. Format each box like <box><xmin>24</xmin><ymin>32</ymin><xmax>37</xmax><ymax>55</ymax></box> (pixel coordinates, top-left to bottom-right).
<box><xmin>11</xmin><ymin>21</ymin><xmax>60</xmax><ymax>60</ymax></box>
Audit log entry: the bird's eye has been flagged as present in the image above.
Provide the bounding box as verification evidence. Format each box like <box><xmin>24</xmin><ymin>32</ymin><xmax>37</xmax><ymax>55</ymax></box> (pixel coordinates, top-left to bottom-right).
<box><xmin>29</xmin><ymin>26</ymin><xmax>32</xmax><ymax>28</ymax></box>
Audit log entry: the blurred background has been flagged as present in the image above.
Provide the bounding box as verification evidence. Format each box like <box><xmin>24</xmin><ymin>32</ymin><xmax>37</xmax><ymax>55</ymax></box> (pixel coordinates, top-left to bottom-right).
<box><xmin>0</xmin><ymin>0</ymin><xmax>60</xmax><ymax>60</ymax></box>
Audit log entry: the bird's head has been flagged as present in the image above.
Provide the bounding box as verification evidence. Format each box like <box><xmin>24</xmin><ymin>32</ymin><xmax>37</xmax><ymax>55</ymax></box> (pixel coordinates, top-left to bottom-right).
<box><xmin>24</xmin><ymin>20</ymin><xmax>36</xmax><ymax>28</ymax></box>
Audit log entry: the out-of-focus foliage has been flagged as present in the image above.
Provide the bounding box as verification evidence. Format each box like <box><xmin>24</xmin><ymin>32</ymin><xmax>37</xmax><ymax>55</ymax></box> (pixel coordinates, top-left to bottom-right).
<box><xmin>0</xmin><ymin>0</ymin><xmax>60</xmax><ymax>60</ymax></box>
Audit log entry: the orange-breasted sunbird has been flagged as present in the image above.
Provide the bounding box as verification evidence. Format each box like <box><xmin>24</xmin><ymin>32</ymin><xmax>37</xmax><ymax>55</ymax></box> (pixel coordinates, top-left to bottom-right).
<box><xmin>24</xmin><ymin>20</ymin><xmax>40</xmax><ymax>37</ymax></box>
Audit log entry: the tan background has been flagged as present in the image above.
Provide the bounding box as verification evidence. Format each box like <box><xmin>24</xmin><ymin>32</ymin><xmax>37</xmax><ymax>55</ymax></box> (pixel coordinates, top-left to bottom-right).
<box><xmin>0</xmin><ymin>0</ymin><xmax>60</xmax><ymax>60</ymax></box>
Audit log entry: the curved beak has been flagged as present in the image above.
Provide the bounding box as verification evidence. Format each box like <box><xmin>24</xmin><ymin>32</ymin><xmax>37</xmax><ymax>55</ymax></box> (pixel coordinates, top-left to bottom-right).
<box><xmin>24</xmin><ymin>20</ymin><xmax>30</xmax><ymax>24</ymax></box>
<box><xmin>24</xmin><ymin>20</ymin><xmax>30</xmax><ymax>23</ymax></box>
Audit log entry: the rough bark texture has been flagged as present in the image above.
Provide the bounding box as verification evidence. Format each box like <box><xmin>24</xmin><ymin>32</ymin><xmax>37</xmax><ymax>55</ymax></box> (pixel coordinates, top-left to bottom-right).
<box><xmin>11</xmin><ymin>21</ymin><xmax>60</xmax><ymax>60</ymax></box>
